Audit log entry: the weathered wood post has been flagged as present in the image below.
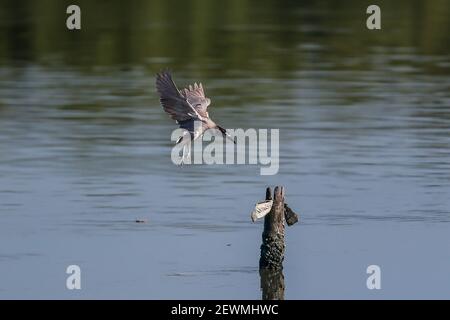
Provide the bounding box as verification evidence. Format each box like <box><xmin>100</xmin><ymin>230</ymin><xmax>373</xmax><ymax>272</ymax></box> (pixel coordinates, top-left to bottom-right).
<box><xmin>260</xmin><ymin>268</ymin><xmax>285</xmax><ymax>300</ymax></box>
<box><xmin>256</xmin><ymin>186</ymin><xmax>299</xmax><ymax>300</ymax></box>
<box><xmin>259</xmin><ymin>186</ymin><xmax>285</xmax><ymax>270</ymax></box>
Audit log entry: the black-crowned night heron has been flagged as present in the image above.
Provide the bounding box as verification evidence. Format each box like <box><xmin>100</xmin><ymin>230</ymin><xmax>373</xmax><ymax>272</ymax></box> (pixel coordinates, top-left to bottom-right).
<box><xmin>156</xmin><ymin>70</ymin><xmax>235</xmax><ymax>163</ymax></box>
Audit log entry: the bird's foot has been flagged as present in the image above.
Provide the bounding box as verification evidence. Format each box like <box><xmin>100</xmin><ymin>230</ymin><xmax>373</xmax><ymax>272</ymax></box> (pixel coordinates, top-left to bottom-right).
<box><xmin>179</xmin><ymin>144</ymin><xmax>191</xmax><ymax>165</ymax></box>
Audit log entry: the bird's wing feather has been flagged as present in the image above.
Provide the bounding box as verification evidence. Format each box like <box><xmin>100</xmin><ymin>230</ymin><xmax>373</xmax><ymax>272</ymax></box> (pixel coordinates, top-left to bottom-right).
<box><xmin>180</xmin><ymin>82</ymin><xmax>210</xmax><ymax>118</ymax></box>
<box><xmin>156</xmin><ymin>71</ymin><xmax>203</xmax><ymax>122</ymax></box>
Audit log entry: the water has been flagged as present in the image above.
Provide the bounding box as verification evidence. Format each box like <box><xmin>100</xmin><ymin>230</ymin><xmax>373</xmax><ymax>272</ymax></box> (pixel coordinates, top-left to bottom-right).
<box><xmin>0</xmin><ymin>0</ymin><xmax>449</xmax><ymax>299</ymax></box>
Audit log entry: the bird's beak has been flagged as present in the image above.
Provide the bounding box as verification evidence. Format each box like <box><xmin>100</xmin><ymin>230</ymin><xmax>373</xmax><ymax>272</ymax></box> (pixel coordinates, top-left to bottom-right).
<box><xmin>226</xmin><ymin>132</ymin><xmax>236</xmax><ymax>144</ymax></box>
<box><xmin>217</xmin><ymin>125</ymin><xmax>236</xmax><ymax>144</ymax></box>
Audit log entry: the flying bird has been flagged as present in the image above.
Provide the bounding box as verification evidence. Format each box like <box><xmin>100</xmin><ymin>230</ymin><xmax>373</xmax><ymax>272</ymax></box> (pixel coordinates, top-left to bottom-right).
<box><xmin>156</xmin><ymin>70</ymin><xmax>235</xmax><ymax>163</ymax></box>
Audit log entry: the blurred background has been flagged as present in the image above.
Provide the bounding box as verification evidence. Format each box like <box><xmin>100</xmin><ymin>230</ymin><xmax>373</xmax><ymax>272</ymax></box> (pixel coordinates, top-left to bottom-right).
<box><xmin>0</xmin><ymin>0</ymin><xmax>449</xmax><ymax>299</ymax></box>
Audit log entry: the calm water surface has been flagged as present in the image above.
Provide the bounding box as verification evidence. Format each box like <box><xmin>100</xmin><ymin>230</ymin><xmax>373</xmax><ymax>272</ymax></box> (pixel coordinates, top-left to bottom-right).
<box><xmin>0</xmin><ymin>0</ymin><xmax>449</xmax><ymax>298</ymax></box>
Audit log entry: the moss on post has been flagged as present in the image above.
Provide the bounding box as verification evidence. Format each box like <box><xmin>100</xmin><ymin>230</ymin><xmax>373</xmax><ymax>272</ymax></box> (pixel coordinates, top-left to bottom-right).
<box><xmin>259</xmin><ymin>186</ymin><xmax>286</xmax><ymax>271</ymax></box>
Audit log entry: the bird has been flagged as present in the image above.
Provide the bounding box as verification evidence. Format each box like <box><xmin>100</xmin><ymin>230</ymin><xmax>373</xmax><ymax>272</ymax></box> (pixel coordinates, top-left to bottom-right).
<box><xmin>156</xmin><ymin>70</ymin><xmax>235</xmax><ymax>163</ymax></box>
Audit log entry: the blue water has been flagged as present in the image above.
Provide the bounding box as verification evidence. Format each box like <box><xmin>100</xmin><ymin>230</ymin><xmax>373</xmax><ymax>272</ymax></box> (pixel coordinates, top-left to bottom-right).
<box><xmin>0</xmin><ymin>0</ymin><xmax>449</xmax><ymax>299</ymax></box>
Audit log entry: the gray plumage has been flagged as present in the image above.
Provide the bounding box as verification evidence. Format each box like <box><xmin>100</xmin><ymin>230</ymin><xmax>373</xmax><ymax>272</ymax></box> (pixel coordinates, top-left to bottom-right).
<box><xmin>156</xmin><ymin>71</ymin><xmax>235</xmax><ymax>150</ymax></box>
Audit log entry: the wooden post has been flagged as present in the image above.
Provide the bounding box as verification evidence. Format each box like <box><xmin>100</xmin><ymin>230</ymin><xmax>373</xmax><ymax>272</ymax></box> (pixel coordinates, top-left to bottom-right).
<box><xmin>257</xmin><ymin>186</ymin><xmax>299</xmax><ymax>300</ymax></box>
<box><xmin>284</xmin><ymin>204</ymin><xmax>299</xmax><ymax>226</ymax></box>
<box><xmin>259</xmin><ymin>186</ymin><xmax>286</xmax><ymax>270</ymax></box>
<box><xmin>260</xmin><ymin>268</ymin><xmax>285</xmax><ymax>300</ymax></box>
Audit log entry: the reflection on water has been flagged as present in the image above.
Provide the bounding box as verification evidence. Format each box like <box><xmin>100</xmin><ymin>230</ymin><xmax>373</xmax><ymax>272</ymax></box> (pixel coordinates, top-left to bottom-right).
<box><xmin>0</xmin><ymin>0</ymin><xmax>449</xmax><ymax>299</ymax></box>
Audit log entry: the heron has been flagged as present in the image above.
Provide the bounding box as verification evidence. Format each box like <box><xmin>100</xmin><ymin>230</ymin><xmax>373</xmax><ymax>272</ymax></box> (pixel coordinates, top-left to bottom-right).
<box><xmin>156</xmin><ymin>70</ymin><xmax>235</xmax><ymax>163</ymax></box>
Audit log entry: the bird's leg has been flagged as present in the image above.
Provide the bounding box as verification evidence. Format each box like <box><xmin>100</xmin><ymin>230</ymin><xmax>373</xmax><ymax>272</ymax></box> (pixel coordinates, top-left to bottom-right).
<box><xmin>175</xmin><ymin>130</ymin><xmax>194</xmax><ymax>165</ymax></box>
<box><xmin>180</xmin><ymin>146</ymin><xmax>184</xmax><ymax>166</ymax></box>
<box><xmin>181</xmin><ymin>143</ymin><xmax>191</xmax><ymax>165</ymax></box>
<box><xmin>185</xmin><ymin>143</ymin><xmax>191</xmax><ymax>159</ymax></box>
<box><xmin>180</xmin><ymin>144</ymin><xmax>187</xmax><ymax>166</ymax></box>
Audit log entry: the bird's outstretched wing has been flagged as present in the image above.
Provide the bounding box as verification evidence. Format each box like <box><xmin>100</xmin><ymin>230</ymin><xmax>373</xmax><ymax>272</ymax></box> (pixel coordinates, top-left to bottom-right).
<box><xmin>180</xmin><ymin>82</ymin><xmax>210</xmax><ymax>118</ymax></box>
<box><xmin>156</xmin><ymin>71</ymin><xmax>204</xmax><ymax>122</ymax></box>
